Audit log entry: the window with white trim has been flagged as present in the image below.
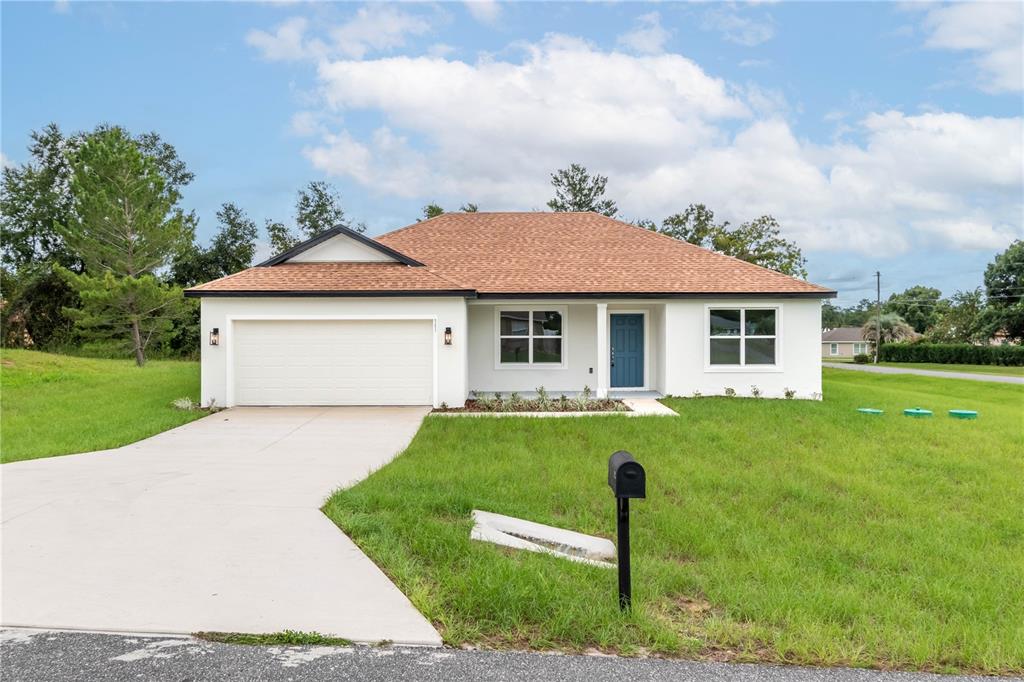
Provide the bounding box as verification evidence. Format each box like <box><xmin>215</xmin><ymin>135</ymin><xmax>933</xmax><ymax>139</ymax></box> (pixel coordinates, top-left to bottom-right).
<box><xmin>498</xmin><ymin>309</ymin><xmax>564</xmax><ymax>365</ymax></box>
<box><xmin>853</xmin><ymin>342</ymin><xmax>867</xmax><ymax>355</ymax></box>
<box><xmin>830</xmin><ymin>343</ymin><xmax>839</xmax><ymax>355</ymax></box>
<box><xmin>709</xmin><ymin>308</ymin><xmax>777</xmax><ymax>366</ymax></box>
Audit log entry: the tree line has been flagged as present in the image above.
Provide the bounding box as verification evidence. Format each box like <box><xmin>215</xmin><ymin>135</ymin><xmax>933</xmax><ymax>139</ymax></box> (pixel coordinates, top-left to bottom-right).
<box><xmin>1</xmin><ymin>123</ymin><xmax>357</xmax><ymax>364</ymax></box>
<box><xmin>823</xmin><ymin>244</ymin><xmax>1024</xmax><ymax>345</ymax></box>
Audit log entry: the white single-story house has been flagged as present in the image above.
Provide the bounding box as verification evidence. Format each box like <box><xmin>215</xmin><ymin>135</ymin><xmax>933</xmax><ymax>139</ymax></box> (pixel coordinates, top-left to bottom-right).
<box><xmin>185</xmin><ymin>212</ymin><xmax>837</xmax><ymax>406</ymax></box>
<box><xmin>821</xmin><ymin>327</ymin><xmax>871</xmax><ymax>358</ymax></box>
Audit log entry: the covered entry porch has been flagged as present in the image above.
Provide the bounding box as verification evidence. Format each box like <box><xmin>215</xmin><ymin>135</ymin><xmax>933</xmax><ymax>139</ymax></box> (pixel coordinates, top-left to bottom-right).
<box><xmin>466</xmin><ymin>301</ymin><xmax>666</xmax><ymax>398</ymax></box>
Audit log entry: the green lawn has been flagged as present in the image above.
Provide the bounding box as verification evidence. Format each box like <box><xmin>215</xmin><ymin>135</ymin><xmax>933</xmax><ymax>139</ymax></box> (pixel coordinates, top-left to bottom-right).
<box><xmin>1</xmin><ymin>349</ymin><xmax>202</xmax><ymax>463</ymax></box>
<box><xmin>324</xmin><ymin>370</ymin><xmax>1024</xmax><ymax>674</ymax></box>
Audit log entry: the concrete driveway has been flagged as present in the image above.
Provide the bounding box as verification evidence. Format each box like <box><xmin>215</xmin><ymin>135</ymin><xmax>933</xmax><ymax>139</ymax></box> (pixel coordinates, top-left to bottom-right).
<box><xmin>0</xmin><ymin>407</ymin><xmax>441</xmax><ymax>646</ymax></box>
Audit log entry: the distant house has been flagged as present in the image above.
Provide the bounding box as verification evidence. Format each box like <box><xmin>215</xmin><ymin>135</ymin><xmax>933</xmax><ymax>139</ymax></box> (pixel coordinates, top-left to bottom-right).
<box><xmin>822</xmin><ymin>327</ymin><xmax>870</xmax><ymax>358</ymax></box>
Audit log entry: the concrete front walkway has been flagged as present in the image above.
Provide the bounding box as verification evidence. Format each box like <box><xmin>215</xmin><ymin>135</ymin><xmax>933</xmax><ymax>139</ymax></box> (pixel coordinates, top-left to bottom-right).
<box><xmin>0</xmin><ymin>407</ymin><xmax>441</xmax><ymax>646</ymax></box>
<box><xmin>823</xmin><ymin>362</ymin><xmax>1024</xmax><ymax>384</ymax></box>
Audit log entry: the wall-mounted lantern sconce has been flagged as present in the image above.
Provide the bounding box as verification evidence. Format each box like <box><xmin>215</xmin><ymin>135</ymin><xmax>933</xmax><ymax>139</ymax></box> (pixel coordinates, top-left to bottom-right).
<box><xmin>444</xmin><ymin>326</ymin><xmax>453</xmax><ymax>345</ymax></box>
<box><xmin>209</xmin><ymin>327</ymin><xmax>220</xmax><ymax>346</ymax></box>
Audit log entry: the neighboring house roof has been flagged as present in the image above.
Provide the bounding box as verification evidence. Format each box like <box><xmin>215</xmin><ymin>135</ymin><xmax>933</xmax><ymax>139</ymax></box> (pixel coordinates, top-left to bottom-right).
<box><xmin>822</xmin><ymin>327</ymin><xmax>866</xmax><ymax>343</ymax></box>
<box><xmin>186</xmin><ymin>212</ymin><xmax>837</xmax><ymax>298</ymax></box>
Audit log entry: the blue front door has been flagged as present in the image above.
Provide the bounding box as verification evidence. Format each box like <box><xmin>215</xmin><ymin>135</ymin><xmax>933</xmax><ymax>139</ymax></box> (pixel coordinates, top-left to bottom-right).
<box><xmin>610</xmin><ymin>314</ymin><xmax>644</xmax><ymax>388</ymax></box>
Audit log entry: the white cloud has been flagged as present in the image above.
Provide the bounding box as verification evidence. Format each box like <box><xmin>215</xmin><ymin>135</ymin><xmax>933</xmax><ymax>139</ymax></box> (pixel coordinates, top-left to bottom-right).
<box><xmin>0</xmin><ymin>152</ymin><xmax>13</xmax><ymax>169</ymax></box>
<box><xmin>616</xmin><ymin>12</ymin><xmax>671</xmax><ymax>55</ymax></box>
<box><xmin>920</xmin><ymin>2</ymin><xmax>1023</xmax><ymax>93</ymax></box>
<box><xmin>247</xmin><ymin>17</ymin><xmax>322</xmax><ymax>61</ymax></box>
<box><xmin>247</xmin><ymin>6</ymin><xmax>431</xmax><ymax>62</ymax></box>
<box><xmin>702</xmin><ymin>6</ymin><xmax>775</xmax><ymax>47</ymax></box>
<box><xmin>273</xmin><ymin>33</ymin><xmax>1021</xmax><ymax>256</ymax></box>
<box><xmin>330</xmin><ymin>5</ymin><xmax>431</xmax><ymax>59</ymax></box>
<box><xmin>464</xmin><ymin>0</ymin><xmax>501</xmax><ymax>26</ymax></box>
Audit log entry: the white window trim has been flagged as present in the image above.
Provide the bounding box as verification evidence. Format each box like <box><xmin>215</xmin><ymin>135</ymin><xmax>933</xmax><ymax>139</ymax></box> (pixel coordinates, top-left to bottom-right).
<box><xmin>830</xmin><ymin>343</ymin><xmax>839</xmax><ymax>356</ymax></box>
<box><xmin>853</xmin><ymin>342</ymin><xmax>866</xmax><ymax>355</ymax></box>
<box><xmin>493</xmin><ymin>306</ymin><xmax>568</xmax><ymax>370</ymax></box>
<box><xmin>703</xmin><ymin>305</ymin><xmax>784</xmax><ymax>373</ymax></box>
<box><xmin>608</xmin><ymin>309</ymin><xmax>650</xmax><ymax>391</ymax></box>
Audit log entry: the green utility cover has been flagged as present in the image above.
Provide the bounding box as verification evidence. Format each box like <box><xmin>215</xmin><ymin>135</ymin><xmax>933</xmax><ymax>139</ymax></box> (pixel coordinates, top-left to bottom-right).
<box><xmin>949</xmin><ymin>410</ymin><xmax>978</xmax><ymax>419</ymax></box>
<box><xmin>857</xmin><ymin>408</ymin><xmax>884</xmax><ymax>415</ymax></box>
<box><xmin>903</xmin><ymin>407</ymin><xmax>933</xmax><ymax>418</ymax></box>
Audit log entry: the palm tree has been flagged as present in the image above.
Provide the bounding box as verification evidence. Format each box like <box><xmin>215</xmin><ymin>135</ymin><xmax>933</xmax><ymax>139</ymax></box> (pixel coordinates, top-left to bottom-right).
<box><xmin>862</xmin><ymin>313</ymin><xmax>916</xmax><ymax>344</ymax></box>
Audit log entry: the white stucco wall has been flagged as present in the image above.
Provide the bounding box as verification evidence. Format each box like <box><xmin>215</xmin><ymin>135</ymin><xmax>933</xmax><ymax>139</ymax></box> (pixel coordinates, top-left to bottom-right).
<box><xmin>661</xmin><ymin>298</ymin><xmax>823</xmax><ymax>399</ymax></box>
<box><xmin>198</xmin><ymin>296</ymin><xmax>468</xmax><ymax>407</ymax></box>
<box><xmin>466</xmin><ymin>302</ymin><xmax>663</xmax><ymax>395</ymax></box>
<box><xmin>467</xmin><ymin>303</ymin><xmax>599</xmax><ymax>394</ymax></box>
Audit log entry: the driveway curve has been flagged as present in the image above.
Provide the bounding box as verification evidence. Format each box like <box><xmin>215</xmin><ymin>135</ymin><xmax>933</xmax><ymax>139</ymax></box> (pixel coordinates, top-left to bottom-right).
<box><xmin>0</xmin><ymin>407</ymin><xmax>440</xmax><ymax>646</ymax></box>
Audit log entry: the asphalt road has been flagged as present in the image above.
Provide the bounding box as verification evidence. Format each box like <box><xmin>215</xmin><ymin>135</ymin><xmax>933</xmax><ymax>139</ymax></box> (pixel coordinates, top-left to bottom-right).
<box><xmin>821</xmin><ymin>362</ymin><xmax>1023</xmax><ymax>384</ymax></box>
<box><xmin>1</xmin><ymin>629</ymin><xmax>1008</xmax><ymax>682</ymax></box>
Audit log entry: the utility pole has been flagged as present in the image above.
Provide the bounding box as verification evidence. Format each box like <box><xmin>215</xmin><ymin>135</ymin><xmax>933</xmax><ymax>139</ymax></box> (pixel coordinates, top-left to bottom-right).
<box><xmin>874</xmin><ymin>271</ymin><xmax>881</xmax><ymax>364</ymax></box>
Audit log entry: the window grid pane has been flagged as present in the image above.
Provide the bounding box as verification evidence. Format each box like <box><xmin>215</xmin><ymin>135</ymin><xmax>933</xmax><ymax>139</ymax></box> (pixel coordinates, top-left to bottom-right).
<box><xmin>499</xmin><ymin>309</ymin><xmax>564</xmax><ymax>365</ymax></box>
<box><xmin>708</xmin><ymin>308</ymin><xmax>777</xmax><ymax>366</ymax></box>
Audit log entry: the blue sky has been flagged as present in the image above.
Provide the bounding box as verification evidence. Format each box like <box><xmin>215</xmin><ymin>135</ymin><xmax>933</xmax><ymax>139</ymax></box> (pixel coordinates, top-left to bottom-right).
<box><xmin>3</xmin><ymin>1</ymin><xmax>1022</xmax><ymax>304</ymax></box>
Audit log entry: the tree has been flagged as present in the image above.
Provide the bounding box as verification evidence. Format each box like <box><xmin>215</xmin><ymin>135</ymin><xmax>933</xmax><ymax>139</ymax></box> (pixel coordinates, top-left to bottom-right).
<box><xmin>979</xmin><ymin>240</ymin><xmax>1024</xmax><ymax>342</ymax></box>
<box><xmin>884</xmin><ymin>285</ymin><xmax>944</xmax><ymax>334</ymax></box>
<box><xmin>264</xmin><ymin>181</ymin><xmax>359</xmax><ymax>256</ymax></box>
<box><xmin>60</xmin><ymin>270</ymin><xmax>185</xmax><ymax>365</ymax></box>
<box><xmin>422</xmin><ymin>203</ymin><xmax>445</xmax><ymax>220</ymax></box>
<box><xmin>58</xmin><ymin>126</ymin><xmax>190</xmax><ymax>365</ymax></box>
<box><xmin>861</xmin><ymin>313</ymin><xmax>916</xmax><ymax>345</ymax></box>
<box><xmin>1</xmin><ymin>123</ymin><xmax>194</xmax><ymax>271</ymax></box>
<box><xmin>265</xmin><ymin>219</ymin><xmax>297</xmax><ymax>255</ymax></box>
<box><xmin>716</xmin><ymin>216</ymin><xmax>807</xmax><ymax>279</ymax></box>
<box><xmin>0</xmin><ymin>123</ymin><xmax>78</xmax><ymax>270</ymax></box>
<box><xmin>171</xmin><ymin>203</ymin><xmax>258</xmax><ymax>287</ymax></box>
<box><xmin>928</xmin><ymin>288</ymin><xmax>985</xmax><ymax>343</ymax></box>
<box><xmin>0</xmin><ymin>263</ymin><xmax>79</xmax><ymax>348</ymax></box>
<box><xmin>460</xmin><ymin>203</ymin><xmax>479</xmax><ymax>212</ymax></box>
<box><xmin>296</xmin><ymin>180</ymin><xmax>349</xmax><ymax>237</ymax></box>
<box><xmin>657</xmin><ymin>204</ymin><xmax>721</xmax><ymax>247</ymax></box>
<box><xmin>655</xmin><ymin>204</ymin><xmax>808</xmax><ymax>278</ymax></box>
<box><xmin>547</xmin><ymin>163</ymin><xmax>618</xmax><ymax>216</ymax></box>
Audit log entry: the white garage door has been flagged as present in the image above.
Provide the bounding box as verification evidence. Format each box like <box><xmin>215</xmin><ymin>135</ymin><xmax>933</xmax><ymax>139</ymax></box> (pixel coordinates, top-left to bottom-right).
<box><xmin>232</xmin><ymin>319</ymin><xmax>433</xmax><ymax>406</ymax></box>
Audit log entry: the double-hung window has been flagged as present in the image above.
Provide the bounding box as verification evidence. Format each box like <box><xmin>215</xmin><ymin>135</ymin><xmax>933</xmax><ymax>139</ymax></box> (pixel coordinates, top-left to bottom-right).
<box><xmin>830</xmin><ymin>343</ymin><xmax>839</xmax><ymax>356</ymax></box>
<box><xmin>853</xmin><ymin>342</ymin><xmax>867</xmax><ymax>355</ymax></box>
<box><xmin>708</xmin><ymin>308</ymin><xmax>777</xmax><ymax>366</ymax></box>
<box><xmin>497</xmin><ymin>309</ymin><xmax>564</xmax><ymax>366</ymax></box>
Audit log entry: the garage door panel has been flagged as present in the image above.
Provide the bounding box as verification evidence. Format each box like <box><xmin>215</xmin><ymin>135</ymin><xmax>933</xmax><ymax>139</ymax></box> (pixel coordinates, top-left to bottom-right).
<box><xmin>232</xmin><ymin>320</ymin><xmax>433</xmax><ymax>406</ymax></box>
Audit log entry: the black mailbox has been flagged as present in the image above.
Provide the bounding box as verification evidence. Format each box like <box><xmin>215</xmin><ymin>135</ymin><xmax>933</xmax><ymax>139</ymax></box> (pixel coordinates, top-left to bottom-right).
<box><xmin>608</xmin><ymin>450</ymin><xmax>646</xmax><ymax>499</ymax></box>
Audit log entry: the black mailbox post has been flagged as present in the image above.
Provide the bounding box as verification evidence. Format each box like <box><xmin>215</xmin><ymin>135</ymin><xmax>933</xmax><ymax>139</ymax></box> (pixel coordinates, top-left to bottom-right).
<box><xmin>608</xmin><ymin>450</ymin><xmax>646</xmax><ymax>610</ymax></box>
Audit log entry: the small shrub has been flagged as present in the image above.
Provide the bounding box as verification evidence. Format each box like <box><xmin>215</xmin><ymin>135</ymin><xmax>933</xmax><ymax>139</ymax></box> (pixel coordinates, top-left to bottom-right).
<box><xmin>558</xmin><ymin>394</ymin><xmax>569</xmax><ymax>411</ymax></box>
<box><xmin>783</xmin><ymin>387</ymin><xmax>796</xmax><ymax>399</ymax></box>
<box><xmin>473</xmin><ymin>391</ymin><xmax>495</xmax><ymax>411</ymax></box>
<box><xmin>535</xmin><ymin>386</ymin><xmax>551</xmax><ymax>411</ymax></box>
<box><xmin>439</xmin><ymin>402</ymin><xmax>449</xmax><ymax>411</ymax></box>
<box><xmin>723</xmin><ymin>387</ymin><xmax>736</xmax><ymax>397</ymax></box>
<box><xmin>750</xmin><ymin>385</ymin><xmax>761</xmax><ymax>398</ymax></box>
<box><xmin>172</xmin><ymin>397</ymin><xmax>196</xmax><ymax>411</ymax></box>
<box><xmin>691</xmin><ymin>390</ymin><xmax>702</xmax><ymax>398</ymax></box>
<box><xmin>853</xmin><ymin>353</ymin><xmax>870</xmax><ymax>364</ymax></box>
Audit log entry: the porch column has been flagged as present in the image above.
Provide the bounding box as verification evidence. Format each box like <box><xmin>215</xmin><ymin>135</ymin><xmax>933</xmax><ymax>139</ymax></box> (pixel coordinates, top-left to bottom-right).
<box><xmin>596</xmin><ymin>302</ymin><xmax>609</xmax><ymax>398</ymax></box>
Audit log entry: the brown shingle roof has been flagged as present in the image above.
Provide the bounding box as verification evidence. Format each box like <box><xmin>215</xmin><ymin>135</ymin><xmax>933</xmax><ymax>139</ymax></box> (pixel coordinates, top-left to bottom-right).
<box><xmin>185</xmin><ymin>262</ymin><xmax>472</xmax><ymax>295</ymax></box>
<box><xmin>378</xmin><ymin>212</ymin><xmax>834</xmax><ymax>295</ymax></box>
<box><xmin>187</xmin><ymin>212</ymin><xmax>836</xmax><ymax>297</ymax></box>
